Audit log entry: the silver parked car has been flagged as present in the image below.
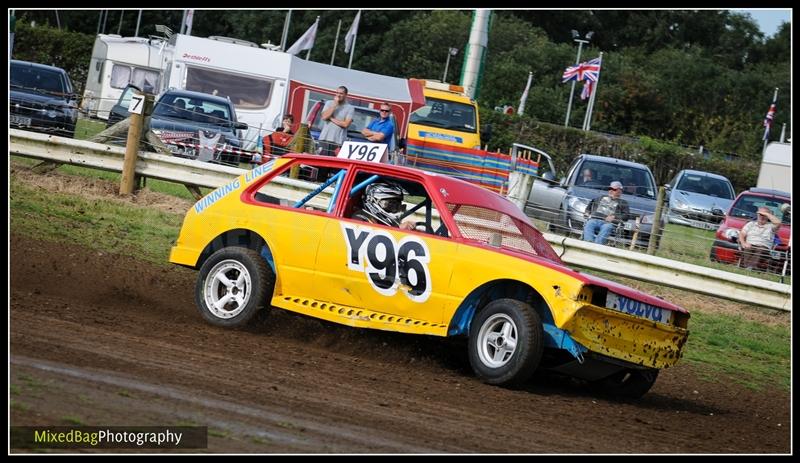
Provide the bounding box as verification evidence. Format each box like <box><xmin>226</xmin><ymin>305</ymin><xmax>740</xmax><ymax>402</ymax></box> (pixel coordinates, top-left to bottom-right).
<box><xmin>665</xmin><ymin>169</ymin><xmax>735</xmax><ymax>230</ymax></box>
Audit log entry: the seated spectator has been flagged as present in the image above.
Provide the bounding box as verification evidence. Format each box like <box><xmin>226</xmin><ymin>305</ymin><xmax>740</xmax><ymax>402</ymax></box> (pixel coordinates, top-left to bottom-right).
<box><xmin>261</xmin><ymin>114</ymin><xmax>295</xmax><ymax>160</ymax></box>
<box><xmin>582</xmin><ymin>180</ymin><xmax>631</xmax><ymax>245</ymax></box>
<box><xmin>577</xmin><ymin>168</ymin><xmax>595</xmax><ymax>186</ymax></box>
<box><xmin>739</xmin><ymin>206</ymin><xmax>781</xmax><ymax>270</ymax></box>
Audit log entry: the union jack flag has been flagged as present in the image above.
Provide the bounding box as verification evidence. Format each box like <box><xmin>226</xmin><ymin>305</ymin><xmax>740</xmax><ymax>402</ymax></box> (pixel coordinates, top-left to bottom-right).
<box><xmin>562</xmin><ymin>57</ymin><xmax>602</xmax><ymax>83</ymax></box>
<box><xmin>763</xmin><ymin>102</ymin><xmax>776</xmax><ymax>141</ymax></box>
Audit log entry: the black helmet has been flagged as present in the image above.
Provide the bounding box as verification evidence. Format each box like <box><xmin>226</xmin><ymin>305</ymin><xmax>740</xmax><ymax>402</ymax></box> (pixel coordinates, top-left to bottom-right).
<box><xmin>362</xmin><ymin>182</ymin><xmax>405</xmax><ymax>227</ymax></box>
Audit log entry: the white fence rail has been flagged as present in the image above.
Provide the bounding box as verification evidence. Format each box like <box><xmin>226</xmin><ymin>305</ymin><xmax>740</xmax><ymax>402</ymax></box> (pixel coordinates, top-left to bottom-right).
<box><xmin>10</xmin><ymin>129</ymin><xmax>791</xmax><ymax>311</ymax></box>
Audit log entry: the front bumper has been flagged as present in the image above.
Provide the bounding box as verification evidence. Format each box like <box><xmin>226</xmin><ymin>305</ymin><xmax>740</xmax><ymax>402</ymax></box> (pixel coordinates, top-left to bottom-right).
<box><xmin>667</xmin><ymin>209</ymin><xmax>723</xmax><ymax>230</ymax></box>
<box><xmin>561</xmin><ymin>304</ymin><xmax>688</xmax><ymax>369</ymax></box>
<box><xmin>710</xmin><ymin>239</ymin><xmax>739</xmax><ymax>264</ymax></box>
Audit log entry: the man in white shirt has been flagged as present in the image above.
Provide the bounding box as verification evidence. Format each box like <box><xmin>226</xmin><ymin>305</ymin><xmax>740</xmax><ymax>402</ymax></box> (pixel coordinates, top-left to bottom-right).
<box><xmin>739</xmin><ymin>206</ymin><xmax>782</xmax><ymax>270</ymax></box>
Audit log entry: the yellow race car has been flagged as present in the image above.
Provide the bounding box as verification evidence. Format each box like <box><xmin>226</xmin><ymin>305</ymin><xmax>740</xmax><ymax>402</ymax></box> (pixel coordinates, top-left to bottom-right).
<box><xmin>170</xmin><ymin>154</ymin><xmax>689</xmax><ymax>398</ymax></box>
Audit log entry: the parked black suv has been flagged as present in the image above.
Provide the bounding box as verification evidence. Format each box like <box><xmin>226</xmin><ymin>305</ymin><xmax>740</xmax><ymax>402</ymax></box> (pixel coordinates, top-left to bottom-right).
<box><xmin>10</xmin><ymin>60</ymin><xmax>78</xmax><ymax>138</ymax></box>
<box><xmin>148</xmin><ymin>89</ymin><xmax>247</xmax><ymax>166</ymax></box>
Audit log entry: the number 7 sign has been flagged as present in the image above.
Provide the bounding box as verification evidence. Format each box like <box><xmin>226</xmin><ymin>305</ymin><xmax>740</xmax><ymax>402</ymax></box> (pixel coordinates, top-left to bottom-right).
<box><xmin>128</xmin><ymin>94</ymin><xmax>145</xmax><ymax>115</ymax></box>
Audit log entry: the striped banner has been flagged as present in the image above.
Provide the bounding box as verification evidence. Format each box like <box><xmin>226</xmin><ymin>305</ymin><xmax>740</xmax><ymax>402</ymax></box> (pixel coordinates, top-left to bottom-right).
<box><xmin>405</xmin><ymin>139</ymin><xmax>539</xmax><ymax>193</ymax></box>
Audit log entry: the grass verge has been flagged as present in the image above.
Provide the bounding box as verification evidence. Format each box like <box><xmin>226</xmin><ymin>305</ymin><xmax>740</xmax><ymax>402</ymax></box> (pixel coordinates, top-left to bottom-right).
<box><xmin>681</xmin><ymin>311</ymin><xmax>790</xmax><ymax>390</ymax></box>
<box><xmin>11</xmin><ymin>178</ymin><xmax>182</xmax><ymax>267</ymax></box>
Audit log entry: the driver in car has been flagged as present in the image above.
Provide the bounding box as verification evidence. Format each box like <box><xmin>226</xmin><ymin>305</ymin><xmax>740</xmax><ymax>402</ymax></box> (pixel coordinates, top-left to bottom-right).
<box><xmin>351</xmin><ymin>181</ymin><xmax>416</xmax><ymax>230</ymax></box>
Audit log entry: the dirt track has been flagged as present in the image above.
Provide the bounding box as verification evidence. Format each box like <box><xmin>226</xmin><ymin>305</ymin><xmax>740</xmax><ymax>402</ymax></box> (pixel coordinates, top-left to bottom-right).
<box><xmin>10</xmin><ymin>233</ymin><xmax>791</xmax><ymax>453</ymax></box>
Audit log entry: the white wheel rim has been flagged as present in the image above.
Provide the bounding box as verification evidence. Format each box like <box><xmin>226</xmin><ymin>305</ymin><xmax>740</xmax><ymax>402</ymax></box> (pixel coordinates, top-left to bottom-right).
<box><xmin>203</xmin><ymin>259</ymin><xmax>252</xmax><ymax>319</ymax></box>
<box><xmin>477</xmin><ymin>313</ymin><xmax>518</xmax><ymax>368</ymax></box>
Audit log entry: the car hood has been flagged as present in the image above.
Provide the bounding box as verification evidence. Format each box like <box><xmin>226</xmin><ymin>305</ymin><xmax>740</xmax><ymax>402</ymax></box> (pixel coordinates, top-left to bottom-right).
<box><xmin>10</xmin><ymin>88</ymin><xmax>70</xmax><ymax>108</ymax></box>
<box><xmin>150</xmin><ymin>116</ymin><xmax>240</xmax><ymax>146</ymax></box>
<box><xmin>577</xmin><ymin>271</ymin><xmax>687</xmax><ymax>313</ymax></box>
<box><xmin>671</xmin><ymin>190</ymin><xmax>732</xmax><ymax>213</ymax></box>
<box><xmin>510</xmin><ymin>248</ymin><xmax>687</xmax><ymax>314</ymax></box>
<box><xmin>539</xmin><ymin>258</ymin><xmax>687</xmax><ymax>313</ymax></box>
<box><xmin>568</xmin><ymin>185</ymin><xmax>657</xmax><ymax>216</ymax></box>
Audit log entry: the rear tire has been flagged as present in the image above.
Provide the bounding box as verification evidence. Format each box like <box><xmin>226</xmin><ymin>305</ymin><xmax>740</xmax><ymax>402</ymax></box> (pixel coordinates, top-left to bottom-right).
<box><xmin>468</xmin><ymin>299</ymin><xmax>543</xmax><ymax>386</ymax></box>
<box><xmin>195</xmin><ymin>247</ymin><xmax>274</xmax><ymax>328</ymax></box>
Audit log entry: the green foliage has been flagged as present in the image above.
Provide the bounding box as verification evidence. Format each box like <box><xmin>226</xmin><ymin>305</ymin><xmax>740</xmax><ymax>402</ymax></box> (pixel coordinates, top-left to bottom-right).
<box><xmin>480</xmin><ymin>112</ymin><xmax>758</xmax><ymax>191</ymax></box>
<box><xmin>12</xmin><ymin>21</ymin><xmax>94</xmax><ymax>95</ymax></box>
<box><xmin>10</xmin><ymin>9</ymin><xmax>790</xmax><ymax>161</ymax></box>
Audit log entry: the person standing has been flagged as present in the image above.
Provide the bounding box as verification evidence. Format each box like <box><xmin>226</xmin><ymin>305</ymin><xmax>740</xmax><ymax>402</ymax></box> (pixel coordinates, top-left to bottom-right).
<box><xmin>319</xmin><ymin>86</ymin><xmax>354</xmax><ymax>157</ymax></box>
<box><xmin>582</xmin><ymin>180</ymin><xmax>631</xmax><ymax>245</ymax></box>
<box><xmin>361</xmin><ymin>103</ymin><xmax>395</xmax><ymax>145</ymax></box>
<box><xmin>739</xmin><ymin>206</ymin><xmax>782</xmax><ymax>270</ymax></box>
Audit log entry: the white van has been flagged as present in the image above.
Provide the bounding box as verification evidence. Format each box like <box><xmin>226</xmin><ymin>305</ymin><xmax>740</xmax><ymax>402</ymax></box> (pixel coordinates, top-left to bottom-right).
<box><xmin>81</xmin><ymin>34</ymin><xmax>166</xmax><ymax>120</ymax></box>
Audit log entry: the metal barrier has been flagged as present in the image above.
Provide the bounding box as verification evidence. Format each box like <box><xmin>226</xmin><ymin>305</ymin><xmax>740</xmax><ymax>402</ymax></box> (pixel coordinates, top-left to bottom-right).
<box><xmin>10</xmin><ymin>128</ymin><xmax>791</xmax><ymax>311</ymax></box>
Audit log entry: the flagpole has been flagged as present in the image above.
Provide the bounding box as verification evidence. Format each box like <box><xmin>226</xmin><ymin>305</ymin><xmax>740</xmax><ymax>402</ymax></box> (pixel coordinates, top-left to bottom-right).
<box><xmin>331</xmin><ymin>19</ymin><xmax>342</xmax><ymax>65</ymax></box>
<box><xmin>280</xmin><ymin>10</ymin><xmax>292</xmax><ymax>52</ymax></box>
<box><xmin>306</xmin><ymin>16</ymin><xmax>319</xmax><ymax>60</ymax></box>
<box><xmin>564</xmin><ymin>40</ymin><xmax>587</xmax><ymax>127</ymax></box>
<box><xmin>762</xmin><ymin>87</ymin><xmax>778</xmax><ymax>154</ymax></box>
<box><xmin>517</xmin><ymin>71</ymin><xmax>533</xmax><ymax>116</ymax></box>
<box><xmin>348</xmin><ymin>31</ymin><xmax>358</xmax><ymax>68</ymax></box>
<box><xmin>583</xmin><ymin>52</ymin><xmax>602</xmax><ymax>131</ymax></box>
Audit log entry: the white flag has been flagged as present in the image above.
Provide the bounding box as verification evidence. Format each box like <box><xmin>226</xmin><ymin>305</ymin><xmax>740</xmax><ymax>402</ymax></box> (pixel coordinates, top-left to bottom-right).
<box><xmin>286</xmin><ymin>18</ymin><xmax>319</xmax><ymax>55</ymax></box>
<box><xmin>184</xmin><ymin>9</ymin><xmax>194</xmax><ymax>35</ymax></box>
<box><xmin>344</xmin><ymin>10</ymin><xmax>361</xmax><ymax>54</ymax></box>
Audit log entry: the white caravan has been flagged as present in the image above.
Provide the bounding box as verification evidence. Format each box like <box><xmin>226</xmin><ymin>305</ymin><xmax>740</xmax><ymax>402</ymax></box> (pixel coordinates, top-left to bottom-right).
<box><xmin>158</xmin><ymin>34</ymin><xmax>292</xmax><ymax>150</ymax></box>
<box><xmin>758</xmin><ymin>142</ymin><xmax>792</xmax><ymax>195</ymax></box>
<box><xmin>158</xmin><ymin>34</ymin><xmax>424</xmax><ymax>151</ymax></box>
<box><xmin>81</xmin><ymin>34</ymin><xmax>166</xmax><ymax>120</ymax></box>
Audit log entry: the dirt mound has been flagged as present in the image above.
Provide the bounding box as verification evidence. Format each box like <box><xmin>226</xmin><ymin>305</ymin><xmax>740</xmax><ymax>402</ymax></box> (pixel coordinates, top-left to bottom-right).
<box><xmin>11</xmin><ymin>161</ymin><xmax>195</xmax><ymax>214</ymax></box>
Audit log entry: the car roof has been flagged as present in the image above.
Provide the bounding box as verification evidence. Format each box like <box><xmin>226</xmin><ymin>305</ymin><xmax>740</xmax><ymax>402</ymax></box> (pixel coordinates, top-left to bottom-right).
<box><xmin>578</xmin><ymin>154</ymin><xmax>652</xmax><ymax>171</ymax></box>
<box><xmin>282</xmin><ymin>154</ymin><xmax>531</xmax><ymax>223</ymax></box>
<box><xmin>678</xmin><ymin>169</ymin><xmax>731</xmax><ymax>181</ymax></box>
<box><xmin>160</xmin><ymin>88</ymin><xmax>232</xmax><ymax>105</ymax></box>
<box><xmin>745</xmin><ymin>187</ymin><xmax>791</xmax><ymax>198</ymax></box>
<box><xmin>10</xmin><ymin>59</ymin><xmax>68</xmax><ymax>74</ymax></box>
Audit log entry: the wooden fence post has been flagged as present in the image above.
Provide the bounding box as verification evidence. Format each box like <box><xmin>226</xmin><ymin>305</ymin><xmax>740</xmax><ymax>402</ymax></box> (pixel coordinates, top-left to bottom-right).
<box><xmin>119</xmin><ymin>90</ymin><xmax>146</xmax><ymax>195</ymax></box>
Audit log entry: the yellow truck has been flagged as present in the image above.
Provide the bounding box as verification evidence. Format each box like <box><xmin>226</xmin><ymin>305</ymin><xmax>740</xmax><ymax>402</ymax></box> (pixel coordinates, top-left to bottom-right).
<box><xmin>407</xmin><ymin>79</ymin><xmax>483</xmax><ymax>150</ymax></box>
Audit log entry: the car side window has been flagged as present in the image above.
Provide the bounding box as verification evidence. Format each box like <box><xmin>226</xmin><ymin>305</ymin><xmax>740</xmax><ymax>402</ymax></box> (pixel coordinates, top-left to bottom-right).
<box><xmin>252</xmin><ymin>160</ymin><xmax>346</xmax><ymax>214</ymax></box>
<box><xmin>345</xmin><ymin>172</ymin><xmax>447</xmax><ymax>236</ymax></box>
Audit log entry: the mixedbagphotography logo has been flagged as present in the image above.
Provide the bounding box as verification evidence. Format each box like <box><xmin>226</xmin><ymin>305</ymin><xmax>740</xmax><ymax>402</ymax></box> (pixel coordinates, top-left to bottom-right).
<box><xmin>11</xmin><ymin>426</ymin><xmax>208</xmax><ymax>449</ymax></box>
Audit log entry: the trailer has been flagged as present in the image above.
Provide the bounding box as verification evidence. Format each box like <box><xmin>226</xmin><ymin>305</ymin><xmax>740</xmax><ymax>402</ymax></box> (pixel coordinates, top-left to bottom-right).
<box><xmin>159</xmin><ymin>33</ymin><xmax>425</xmax><ymax>150</ymax></box>
<box><xmin>81</xmin><ymin>34</ymin><xmax>166</xmax><ymax>120</ymax></box>
<box><xmin>758</xmin><ymin>142</ymin><xmax>792</xmax><ymax>195</ymax></box>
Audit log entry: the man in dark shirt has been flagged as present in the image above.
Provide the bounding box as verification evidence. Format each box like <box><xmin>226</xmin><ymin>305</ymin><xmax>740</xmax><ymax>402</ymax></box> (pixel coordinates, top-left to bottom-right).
<box><xmin>582</xmin><ymin>180</ymin><xmax>631</xmax><ymax>244</ymax></box>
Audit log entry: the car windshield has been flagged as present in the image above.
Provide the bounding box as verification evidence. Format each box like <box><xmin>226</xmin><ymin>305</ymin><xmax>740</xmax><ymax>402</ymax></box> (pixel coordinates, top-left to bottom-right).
<box><xmin>730</xmin><ymin>194</ymin><xmax>791</xmax><ymax>225</ymax></box>
<box><xmin>447</xmin><ymin>203</ymin><xmax>563</xmax><ymax>263</ymax></box>
<box><xmin>676</xmin><ymin>174</ymin><xmax>734</xmax><ymax>199</ymax></box>
<box><xmin>153</xmin><ymin>94</ymin><xmax>232</xmax><ymax>127</ymax></box>
<box><xmin>577</xmin><ymin>160</ymin><xmax>656</xmax><ymax>199</ymax></box>
<box><xmin>410</xmin><ymin>97</ymin><xmax>477</xmax><ymax>133</ymax></box>
<box><xmin>10</xmin><ymin>64</ymin><xmax>65</xmax><ymax>94</ymax></box>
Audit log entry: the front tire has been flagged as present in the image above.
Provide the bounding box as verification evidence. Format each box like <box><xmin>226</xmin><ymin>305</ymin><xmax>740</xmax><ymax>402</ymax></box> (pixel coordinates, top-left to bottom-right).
<box><xmin>195</xmin><ymin>247</ymin><xmax>274</xmax><ymax>328</ymax></box>
<box><xmin>468</xmin><ymin>299</ymin><xmax>544</xmax><ymax>386</ymax></box>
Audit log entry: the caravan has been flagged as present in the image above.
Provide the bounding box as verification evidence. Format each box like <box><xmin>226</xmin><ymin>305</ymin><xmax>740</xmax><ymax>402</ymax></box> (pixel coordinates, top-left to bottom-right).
<box><xmin>158</xmin><ymin>33</ymin><xmax>425</xmax><ymax>151</ymax></box>
<box><xmin>81</xmin><ymin>34</ymin><xmax>165</xmax><ymax>120</ymax></box>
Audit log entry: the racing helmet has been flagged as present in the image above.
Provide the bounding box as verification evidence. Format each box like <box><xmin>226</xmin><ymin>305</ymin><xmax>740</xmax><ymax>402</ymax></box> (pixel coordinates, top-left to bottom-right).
<box><xmin>362</xmin><ymin>182</ymin><xmax>405</xmax><ymax>227</ymax></box>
